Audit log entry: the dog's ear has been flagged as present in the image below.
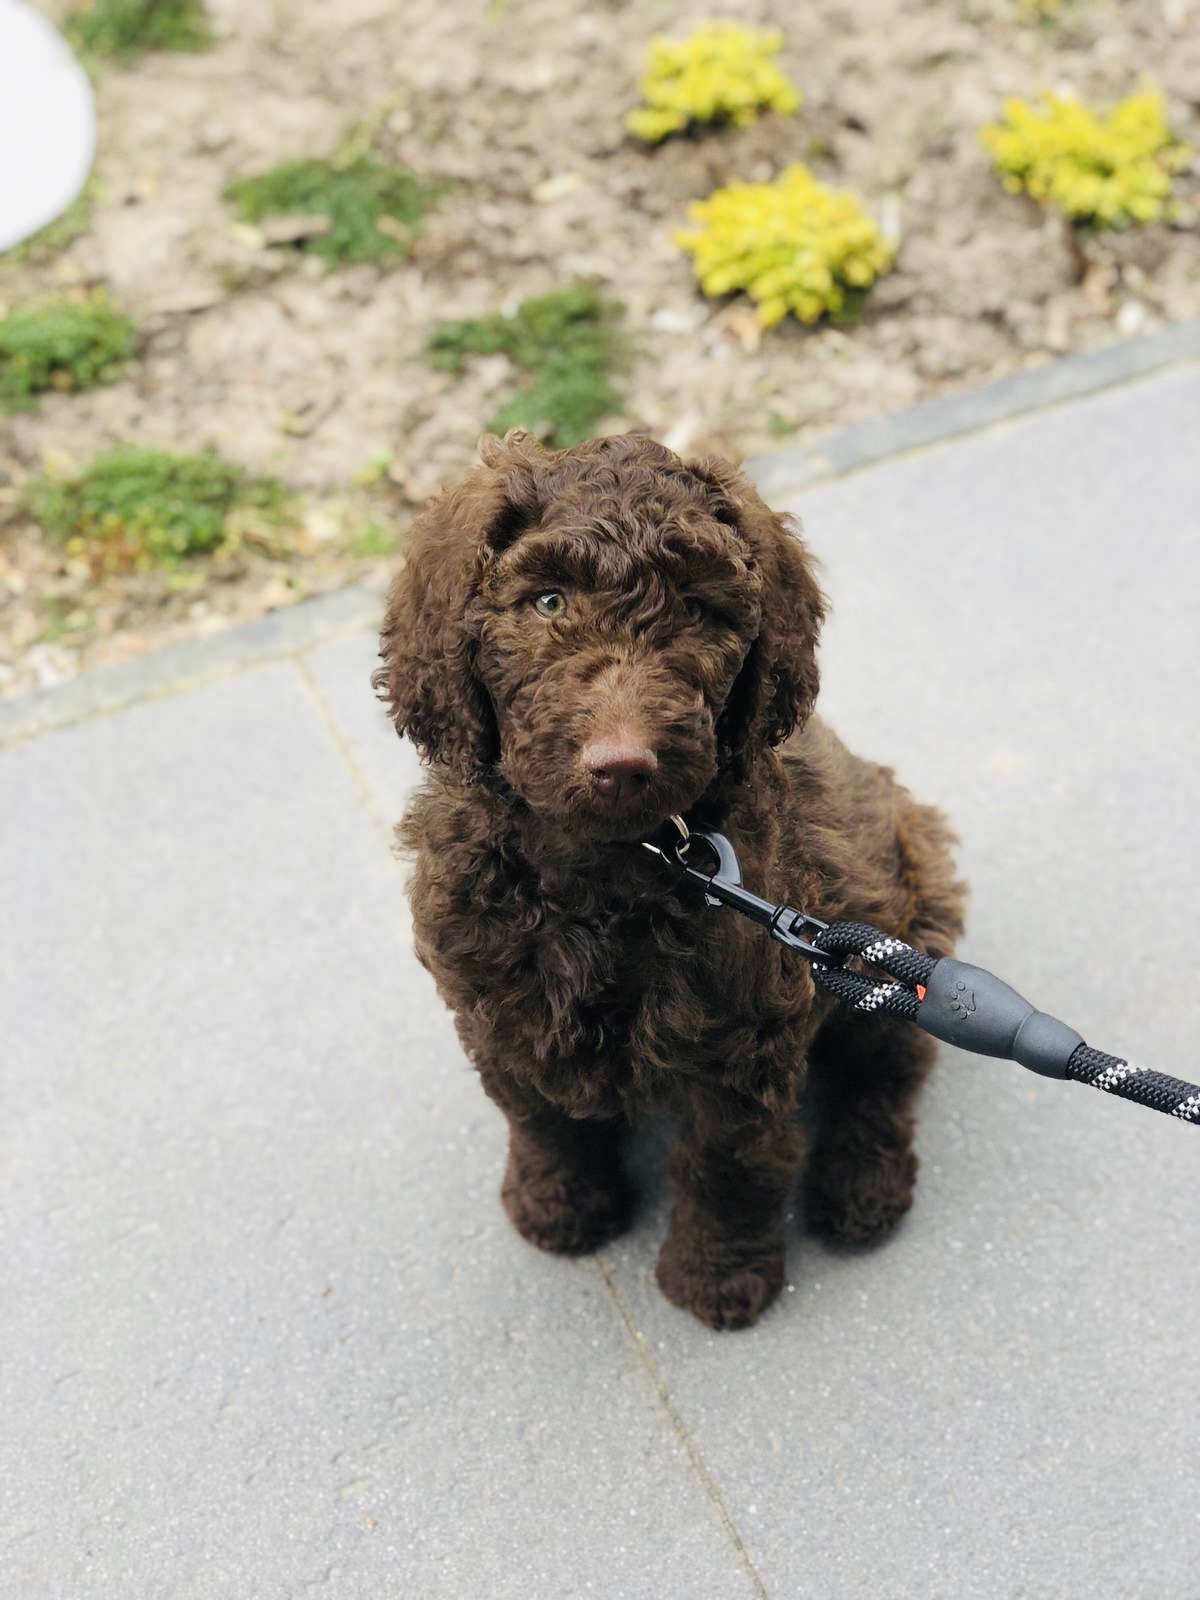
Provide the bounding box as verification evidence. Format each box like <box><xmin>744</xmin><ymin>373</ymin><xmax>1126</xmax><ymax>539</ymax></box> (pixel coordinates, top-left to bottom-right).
<box><xmin>372</xmin><ymin>432</ymin><xmax>548</xmax><ymax>780</ymax></box>
<box><xmin>687</xmin><ymin>457</ymin><xmax>826</xmax><ymax>775</ymax></box>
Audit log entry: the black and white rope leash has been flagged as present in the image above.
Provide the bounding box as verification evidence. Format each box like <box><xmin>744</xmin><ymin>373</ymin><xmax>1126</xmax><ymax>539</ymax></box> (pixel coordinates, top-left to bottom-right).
<box><xmin>642</xmin><ymin>818</ymin><xmax>1200</xmax><ymax>1127</ymax></box>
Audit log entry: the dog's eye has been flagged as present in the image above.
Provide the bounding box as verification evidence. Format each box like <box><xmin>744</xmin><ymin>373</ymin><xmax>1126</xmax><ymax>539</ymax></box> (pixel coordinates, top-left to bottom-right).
<box><xmin>533</xmin><ymin>591</ymin><xmax>568</xmax><ymax>619</ymax></box>
<box><xmin>684</xmin><ymin>598</ymin><xmax>705</xmax><ymax>623</ymax></box>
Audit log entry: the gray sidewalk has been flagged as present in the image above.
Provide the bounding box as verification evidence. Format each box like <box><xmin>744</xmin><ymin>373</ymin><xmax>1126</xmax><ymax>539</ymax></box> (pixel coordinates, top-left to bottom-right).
<box><xmin>3</xmin><ymin>352</ymin><xmax>1199</xmax><ymax>1600</ymax></box>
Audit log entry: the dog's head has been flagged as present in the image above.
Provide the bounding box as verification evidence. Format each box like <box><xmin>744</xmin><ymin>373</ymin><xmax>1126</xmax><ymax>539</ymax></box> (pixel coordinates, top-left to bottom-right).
<box><xmin>374</xmin><ymin>432</ymin><xmax>825</xmax><ymax>841</ymax></box>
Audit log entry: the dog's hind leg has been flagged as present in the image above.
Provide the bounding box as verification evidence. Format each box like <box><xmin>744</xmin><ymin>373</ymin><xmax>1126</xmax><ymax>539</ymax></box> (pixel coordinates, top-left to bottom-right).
<box><xmin>802</xmin><ymin>782</ymin><xmax>965</xmax><ymax>1244</ymax></box>
<box><xmin>804</xmin><ymin>1011</ymin><xmax>937</xmax><ymax>1245</ymax></box>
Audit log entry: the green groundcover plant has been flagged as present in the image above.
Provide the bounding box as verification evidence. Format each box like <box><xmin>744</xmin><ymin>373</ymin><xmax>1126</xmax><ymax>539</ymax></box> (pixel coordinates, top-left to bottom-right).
<box><xmin>225</xmin><ymin>158</ymin><xmax>438</xmax><ymax>267</ymax></box>
<box><xmin>428</xmin><ymin>284</ymin><xmax>630</xmax><ymax>447</ymax></box>
<box><xmin>0</xmin><ymin>296</ymin><xmax>135</xmax><ymax>410</ymax></box>
<box><xmin>26</xmin><ymin>447</ymin><xmax>297</xmax><ymax>569</ymax></box>
<box><xmin>65</xmin><ymin>0</ymin><xmax>212</xmax><ymax>61</ymax></box>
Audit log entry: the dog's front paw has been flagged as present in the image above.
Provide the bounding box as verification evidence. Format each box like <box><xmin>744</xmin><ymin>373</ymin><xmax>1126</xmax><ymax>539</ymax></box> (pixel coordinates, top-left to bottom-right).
<box><xmin>655</xmin><ymin>1232</ymin><xmax>784</xmax><ymax>1331</ymax></box>
<box><xmin>806</xmin><ymin>1143</ymin><xmax>917</xmax><ymax>1246</ymax></box>
<box><xmin>501</xmin><ymin>1157</ymin><xmax>630</xmax><ymax>1257</ymax></box>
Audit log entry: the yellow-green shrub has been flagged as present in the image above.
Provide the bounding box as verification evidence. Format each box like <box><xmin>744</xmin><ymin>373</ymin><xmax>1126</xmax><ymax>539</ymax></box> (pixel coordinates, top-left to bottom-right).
<box><xmin>627</xmin><ymin>23</ymin><xmax>800</xmax><ymax>144</ymax></box>
<box><xmin>981</xmin><ymin>90</ymin><xmax>1192</xmax><ymax>227</ymax></box>
<box><xmin>674</xmin><ymin>165</ymin><xmax>894</xmax><ymax>327</ymax></box>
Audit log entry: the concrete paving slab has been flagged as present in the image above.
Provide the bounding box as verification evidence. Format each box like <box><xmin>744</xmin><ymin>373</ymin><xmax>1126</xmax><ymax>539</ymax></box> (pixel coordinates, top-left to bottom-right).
<box><xmin>0</xmin><ymin>664</ymin><xmax>758</xmax><ymax>1600</ymax></box>
<box><xmin>4</xmin><ymin>352</ymin><xmax>1199</xmax><ymax>1600</ymax></box>
<box><xmin>806</xmin><ymin>359</ymin><xmax>1200</xmax><ymax>1025</ymax></box>
<box><xmin>598</xmin><ymin>361</ymin><xmax>1200</xmax><ymax>1597</ymax></box>
<box><xmin>286</xmin><ymin>364</ymin><xmax>1200</xmax><ymax>1599</ymax></box>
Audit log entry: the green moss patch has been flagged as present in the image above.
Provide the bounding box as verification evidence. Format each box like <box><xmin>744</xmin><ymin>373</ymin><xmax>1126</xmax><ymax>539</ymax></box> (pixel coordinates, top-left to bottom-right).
<box><xmin>224</xmin><ymin>158</ymin><xmax>438</xmax><ymax>267</ymax></box>
<box><xmin>344</xmin><ymin>521</ymin><xmax>396</xmax><ymax>559</ymax></box>
<box><xmin>428</xmin><ymin>284</ymin><xmax>630</xmax><ymax>447</ymax></box>
<box><xmin>0</xmin><ymin>296</ymin><xmax>136</xmax><ymax>411</ymax></box>
<box><xmin>26</xmin><ymin>447</ymin><xmax>297</xmax><ymax>569</ymax></box>
<box><xmin>65</xmin><ymin>0</ymin><xmax>213</xmax><ymax>61</ymax></box>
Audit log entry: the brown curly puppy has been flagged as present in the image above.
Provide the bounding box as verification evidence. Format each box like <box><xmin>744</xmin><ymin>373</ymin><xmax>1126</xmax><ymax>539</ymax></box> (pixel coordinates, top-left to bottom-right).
<box><xmin>376</xmin><ymin>431</ymin><xmax>965</xmax><ymax>1331</ymax></box>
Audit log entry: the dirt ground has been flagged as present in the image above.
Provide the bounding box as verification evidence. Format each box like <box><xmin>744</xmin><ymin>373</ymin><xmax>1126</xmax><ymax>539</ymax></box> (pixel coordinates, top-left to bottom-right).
<box><xmin>3</xmin><ymin>0</ymin><xmax>1198</xmax><ymax>697</ymax></box>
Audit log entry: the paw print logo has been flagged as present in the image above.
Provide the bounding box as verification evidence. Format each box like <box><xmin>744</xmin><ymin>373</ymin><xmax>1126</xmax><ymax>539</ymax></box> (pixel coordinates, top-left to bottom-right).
<box><xmin>948</xmin><ymin>980</ymin><xmax>976</xmax><ymax>1020</ymax></box>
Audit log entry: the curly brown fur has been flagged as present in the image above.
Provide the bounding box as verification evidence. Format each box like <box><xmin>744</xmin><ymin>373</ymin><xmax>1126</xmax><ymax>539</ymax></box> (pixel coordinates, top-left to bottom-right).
<box><xmin>376</xmin><ymin>431</ymin><xmax>966</xmax><ymax>1331</ymax></box>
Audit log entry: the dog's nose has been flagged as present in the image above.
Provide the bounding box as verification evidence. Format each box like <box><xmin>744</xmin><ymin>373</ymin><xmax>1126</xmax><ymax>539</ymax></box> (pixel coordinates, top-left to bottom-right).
<box><xmin>581</xmin><ymin>740</ymin><xmax>658</xmax><ymax>804</ymax></box>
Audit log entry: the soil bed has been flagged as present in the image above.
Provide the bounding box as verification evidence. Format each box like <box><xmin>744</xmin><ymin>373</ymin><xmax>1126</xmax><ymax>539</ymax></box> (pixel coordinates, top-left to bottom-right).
<box><xmin>3</xmin><ymin>0</ymin><xmax>1198</xmax><ymax>697</ymax></box>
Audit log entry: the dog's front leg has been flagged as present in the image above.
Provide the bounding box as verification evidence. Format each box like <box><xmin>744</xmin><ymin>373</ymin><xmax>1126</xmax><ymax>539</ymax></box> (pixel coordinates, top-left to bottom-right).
<box><xmin>475</xmin><ymin>1054</ymin><xmax>632</xmax><ymax>1257</ymax></box>
<box><xmin>656</xmin><ymin>1090</ymin><xmax>805</xmax><ymax>1330</ymax></box>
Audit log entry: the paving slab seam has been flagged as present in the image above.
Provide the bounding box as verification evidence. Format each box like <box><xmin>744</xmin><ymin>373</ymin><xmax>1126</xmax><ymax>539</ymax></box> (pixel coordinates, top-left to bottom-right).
<box><xmin>289</xmin><ymin>650</ymin><xmax>771</xmax><ymax>1589</ymax></box>
<box><xmin>592</xmin><ymin>1256</ymin><xmax>774</xmax><ymax>1600</ymax></box>
<box><xmin>291</xmin><ymin>655</ymin><xmax>398</xmax><ymax>849</ymax></box>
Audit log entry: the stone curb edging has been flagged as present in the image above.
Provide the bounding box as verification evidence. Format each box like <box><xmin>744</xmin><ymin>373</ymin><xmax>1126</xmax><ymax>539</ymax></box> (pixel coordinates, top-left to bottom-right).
<box><xmin>748</xmin><ymin>319</ymin><xmax>1200</xmax><ymax>500</ymax></box>
<box><xmin>3</xmin><ymin>321</ymin><xmax>1197</xmax><ymax>748</ymax></box>
<box><xmin>0</xmin><ymin>584</ymin><xmax>383</xmax><ymax>747</ymax></box>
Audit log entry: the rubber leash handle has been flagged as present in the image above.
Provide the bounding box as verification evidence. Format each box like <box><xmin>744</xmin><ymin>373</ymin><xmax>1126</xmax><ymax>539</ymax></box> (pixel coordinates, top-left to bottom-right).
<box><xmin>914</xmin><ymin>958</ymin><xmax>1083</xmax><ymax>1079</ymax></box>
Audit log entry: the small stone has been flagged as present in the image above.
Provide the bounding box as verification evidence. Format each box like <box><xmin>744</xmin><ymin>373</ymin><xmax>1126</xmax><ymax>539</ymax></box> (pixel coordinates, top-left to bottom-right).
<box><xmin>1082</xmin><ymin>263</ymin><xmax>1116</xmax><ymax>315</ymax></box>
<box><xmin>714</xmin><ymin>306</ymin><xmax>763</xmax><ymax>354</ymax></box>
<box><xmin>473</xmin><ymin>354</ymin><xmax>514</xmax><ymax>392</ymax></box>
<box><xmin>25</xmin><ymin>643</ymin><xmax>74</xmax><ymax>690</ymax></box>
<box><xmin>262</xmin><ymin>214</ymin><xmax>334</xmax><ymax>246</ymax></box>
<box><xmin>259</xmin><ymin>579</ymin><xmax>295</xmax><ymax>611</ymax></box>
<box><xmin>1120</xmin><ymin>264</ymin><xmax>1150</xmax><ymax>294</ymax></box>
<box><xmin>304</xmin><ymin>509</ymin><xmax>340</xmax><ymax>544</ymax></box>
<box><xmin>560</xmin><ymin>253</ymin><xmax>616</xmax><ymax>280</ymax></box>
<box><xmin>648</xmin><ymin>306</ymin><xmax>707</xmax><ymax>335</ymax></box>
<box><xmin>532</xmin><ymin>172</ymin><xmax>587</xmax><ymax>204</ymax></box>
<box><xmin>143</xmin><ymin>284</ymin><xmax>226</xmax><ymax>315</ymax></box>
<box><xmin>229</xmin><ymin>223</ymin><xmax>266</xmax><ymax>251</ymax></box>
<box><xmin>660</xmin><ymin>416</ymin><xmax>705</xmax><ymax>455</ymax></box>
<box><xmin>1044</xmin><ymin>302</ymin><xmax>1071</xmax><ymax>352</ymax></box>
<box><xmin>194</xmin><ymin>124</ymin><xmax>234</xmax><ymax>155</ymax></box>
<box><xmin>878</xmin><ymin>193</ymin><xmax>903</xmax><ymax>248</ymax></box>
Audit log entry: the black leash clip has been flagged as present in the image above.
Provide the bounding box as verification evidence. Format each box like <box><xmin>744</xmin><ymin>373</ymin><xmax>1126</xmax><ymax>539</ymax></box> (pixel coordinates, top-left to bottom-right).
<box><xmin>641</xmin><ymin>818</ymin><xmax>1200</xmax><ymax>1126</ymax></box>
<box><xmin>641</xmin><ymin>818</ymin><xmax>839</xmax><ymax>964</ymax></box>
